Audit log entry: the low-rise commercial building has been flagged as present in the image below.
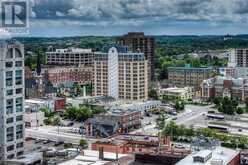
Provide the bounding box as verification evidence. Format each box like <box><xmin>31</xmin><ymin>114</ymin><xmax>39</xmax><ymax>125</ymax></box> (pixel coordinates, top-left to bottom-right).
<box><xmin>24</xmin><ymin>111</ymin><xmax>45</xmax><ymax>128</ymax></box>
<box><xmin>85</xmin><ymin>109</ymin><xmax>141</xmax><ymax>138</ymax></box>
<box><xmin>4</xmin><ymin>152</ymin><xmax>43</xmax><ymax>165</ymax></box>
<box><xmin>66</xmin><ymin>96</ymin><xmax>115</xmax><ymax>108</ymax></box>
<box><xmin>92</xmin><ymin>134</ymin><xmax>172</xmax><ymax>155</ymax></box>
<box><xmin>201</xmin><ymin>76</ymin><xmax>248</xmax><ymax>101</ymax></box>
<box><xmin>92</xmin><ymin>134</ymin><xmax>190</xmax><ymax>158</ymax></box>
<box><xmin>159</xmin><ymin>87</ymin><xmax>194</xmax><ymax>100</ymax></box>
<box><xmin>108</xmin><ymin>100</ymin><xmax>161</xmax><ymax>114</ymax></box>
<box><xmin>193</xmin><ymin>50</ymin><xmax>230</xmax><ymax>59</ymax></box>
<box><xmin>168</xmin><ymin>66</ymin><xmax>214</xmax><ymax>90</ymax></box>
<box><xmin>176</xmin><ymin>146</ymin><xmax>240</xmax><ymax>165</ymax></box>
<box><xmin>58</xmin><ymin>150</ymin><xmax>134</xmax><ymax>165</ymax></box>
<box><xmin>25</xmin><ymin>97</ymin><xmax>66</xmax><ymax>112</ymax></box>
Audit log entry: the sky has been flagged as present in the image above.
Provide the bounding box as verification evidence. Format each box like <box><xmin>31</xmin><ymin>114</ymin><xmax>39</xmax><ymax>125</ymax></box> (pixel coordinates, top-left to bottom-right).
<box><xmin>8</xmin><ymin>0</ymin><xmax>248</xmax><ymax>37</ymax></box>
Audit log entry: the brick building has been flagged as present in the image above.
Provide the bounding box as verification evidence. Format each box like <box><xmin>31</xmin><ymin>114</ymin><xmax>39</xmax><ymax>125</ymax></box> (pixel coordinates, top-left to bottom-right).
<box><xmin>92</xmin><ymin>134</ymin><xmax>172</xmax><ymax>154</ymax></box>
<box><xmin>43</xmin><ymin>65</ymin><xmax>93</xmax><ymax>87</ymax></box>
<box><xmin>168</xmin><ymin>66</ymin><xmax>214</xmax><ymax>90</ymax></box>
<box><xmin>85</xmin><ymin>109</ymin><xmax>141</xmax><ymax>138</ymax></box>
<box><xmin>53</xmin><ymin>97</ymin><xmax>66</xmax><ymax>111</ymax></box>
<box><xmin>116</xmin><ymin>32</ymin><xmax>155</xmax><ymax>81</ymax></box>
<box><xmin>201</xmin><ymin>76</ymin><xmax>248</xmax><ymax>101</ymax></box>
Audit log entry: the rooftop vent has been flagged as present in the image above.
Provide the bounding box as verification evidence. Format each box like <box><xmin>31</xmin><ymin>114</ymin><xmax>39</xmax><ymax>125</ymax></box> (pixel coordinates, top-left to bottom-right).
<box><xmin>211</xmin><ymin>158</ymin><xmax>224</xmax><ymax>165</ymax></box>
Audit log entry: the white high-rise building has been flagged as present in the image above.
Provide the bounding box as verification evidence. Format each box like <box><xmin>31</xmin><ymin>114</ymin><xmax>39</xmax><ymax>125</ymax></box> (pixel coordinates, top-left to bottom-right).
<box><xmin>0</xmin><ymin>40</ymin><xmax>25</xmax><ymax>160</ymax></box>
<box><xmin>93</xmin><ymin>45</ymin><xmax>148</xmax><ymax>101</ymax></box>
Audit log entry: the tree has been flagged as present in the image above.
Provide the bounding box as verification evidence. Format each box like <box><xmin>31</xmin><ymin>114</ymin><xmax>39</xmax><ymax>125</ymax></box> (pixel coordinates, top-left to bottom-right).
<box><xmin>213</xmin><ymin>97</ymin><xmax>222</xmax><ymax>106</ymax></box>
<box><xmin>64</xmin><ymin>106</ymin><xmax>104</xmax><ymax>122</ymax></box>
<box><xmin>236</xmin><ymin>107</ymin><xmax>244</xmax><ymax>115</ymax></box>
<box><xmin>79</xmin><ymin>139</ymin><xmax>88</xmax><ymax>149</ymax></box>
<box><xmin>162</xmin><ymin>121</ymin><xmax>179</xmax><ymax>137</ymax></box>
<box><xmin>40</xmin><ymin>108</ymin><xmax>54</xmax><ymax>118</ymax></box>
<box><xmin>217</xmin><ymin>97</ymin><xmax>237</xmax><ymax>115</ymax></box>
<box><xmin>53</xmin><ymin>116</ymin><xmax>61</xmax><ymax>126</ymax></box>
<box><xmin>148</xmin><ymin>89</ymin><xmax>159</xmax><ymax>100</ymax></box>
<box><xmin>175</xmin><ymin>101</ymin><xmax>185</xmax><ymax>111</ymax></box>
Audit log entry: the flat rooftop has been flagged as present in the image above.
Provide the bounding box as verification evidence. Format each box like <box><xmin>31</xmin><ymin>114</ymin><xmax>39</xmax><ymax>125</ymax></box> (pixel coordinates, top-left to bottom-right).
<box><xmin>168</xmin><ymin>67</ymin><xmax>213</xmax><ymax>70</ymax></box>
<box><xmin>176</xmin><ymin>146</ymin><xmax>239</xmax><ymax>165</ymax></box>
<box><xmin>160</xmin><ymin>87</ymin><xmax>191</xmax><ymax>93</ymax></box>
<box><xmin>113</xmin><ymin>134</ymin><xmax>159</xmax><ymax>143</ymax></box>
<box><xmin>58</xmin><ymin>150</ymin><xmax>129</xmax><ymax>165</ymax></box>
<box><xmin>6</xmin><ymin>152</ymin><xmax>43</xmax><ymax>164</ymax></box>
<box><xmin>47</xmin><ymin>48</ymin><xmax>93</xmax><ymax>53</ymax></box>
<box><xmin>104</xmin><ymin>108</ymin><xmax>139</xmax><ymax>116</ymax></box>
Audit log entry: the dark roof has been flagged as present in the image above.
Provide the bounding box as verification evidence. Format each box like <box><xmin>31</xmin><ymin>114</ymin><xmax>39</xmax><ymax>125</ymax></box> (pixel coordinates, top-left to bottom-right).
<box><xmin>86</xmin><ymin>117</ymin><xmax>118</xmax><ymax>126</ymax></box>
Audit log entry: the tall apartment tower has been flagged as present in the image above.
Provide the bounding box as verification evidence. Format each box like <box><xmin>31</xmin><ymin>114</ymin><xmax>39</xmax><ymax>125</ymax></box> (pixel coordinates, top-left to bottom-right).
<box><xmin>0</xmin><ymin>40</ymin><xmax>25</xmax><ymax>160</ymax></box>
<box><xmin>228</xmin><ymin>48</ymin><xmax>248</xmax><ymax>67</ymax></box>
<box><xmin>46</xmin><ymin>48</ymin><xmax>94</xmax><ymax>67</ymax></box>
<box><xmin>116</xmin><ymin>32</ymin><xmax>155</xmax><ymax>82</ymax></box>
<box><xmin>93</xmin><ymin>45</ymin><xmax>148</xmax><ymax>101</ymax></box>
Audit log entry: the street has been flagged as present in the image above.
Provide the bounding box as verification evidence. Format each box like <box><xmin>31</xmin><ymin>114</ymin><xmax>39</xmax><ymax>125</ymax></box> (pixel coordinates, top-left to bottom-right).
<box><xmin>175</xmin><ymin>104</ymin><xmax>212</xmax><ymax>127</ymax></box>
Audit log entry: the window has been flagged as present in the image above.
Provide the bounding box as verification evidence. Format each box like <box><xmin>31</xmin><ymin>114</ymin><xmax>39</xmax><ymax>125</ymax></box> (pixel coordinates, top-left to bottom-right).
<box><xmin>6</xmin><ymin>90</ymin><xmax>13</xmax><ymax>96</ymax></box>
<box><xmin>7</xmin><ymin>145</ymin><xmax>14</xmax><ymax>151</ymax></box>
<box><xmin>6</xmin><ymin>127</ymin><xmax>14</xmax><ymax>142</ymax></box>
<box><xmin>15</xmin><ymin>70</ymin><xmax>22</xmax><ymax>85</ymax></box>
<box><xmin>7</xmin><ymin>154</ymin><xmax>14</xmax><ymax>159</ymax></box>
<box><xmin>6</xmin><ymin>118</ymin><xmax>13</xmax><ymax>124</ymax></box>
<box><xmin>6</xmin><ymin>99</ymin><xmax>13</xmax><ymax>115</ymax></box>
<box><xmin>16</xmin><ymin>125</ymin><xmax>23</xmax><ymax>139</ymax></box>
<box><xmin>16</xmin><ymin>97</ymin><xmax>23</xmax><ymax>113</ymax></box>
<box><xmin>16</xmin><ymin>115</ymin><xmax>23</xmax><ymax>122</ymax></box>
<box><xmin>17</xmin><ymin>151</ymin><xmax>24</xmax><ymax>156</ymax></box>
<box><xmin>17</xmin><ymin>142</ymin><xmax>23</xmax><ymax>148</ymax></box>
<box><xmin>15</xmin><ymin>61</ymin><xmax>22</xmax><ymax>67</ymax></box>
<box><xmin>15</xmin><ymin>48</ymin><xmax>22</xmax><ymax>58</ymax></box>
<box><xmin>16</xmin><ymin>88</ymin><xmax>22</xmax><ymax>95</ymax></box>
<box><xmin>6</xmin><ymin>71</ymin><xmax>13</xmax><ymax>87</ymax></box>
<box><xmin>6</xmin><ymin>49</ymin><xmax>13</xmax><ymax>59</ymax></box>
<box><xmin>5</xmin><ymin>62</ymin><xmax>13</xmax><ymax>68</ymax></box>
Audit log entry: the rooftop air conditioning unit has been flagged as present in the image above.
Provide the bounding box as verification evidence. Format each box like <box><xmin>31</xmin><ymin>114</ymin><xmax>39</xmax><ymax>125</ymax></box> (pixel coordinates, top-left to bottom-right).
<box><xmin>211</xmin><ymin>159</ymin><xmax>223</xmax><ymax>165</ymax></box>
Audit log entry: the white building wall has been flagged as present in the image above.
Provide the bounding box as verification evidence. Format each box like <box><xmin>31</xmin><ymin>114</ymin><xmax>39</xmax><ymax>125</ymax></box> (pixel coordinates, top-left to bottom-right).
<box><xmin>107</xmin><ymin>47</ymin><xmax>119</xmax><ymax>99</ymax></box>
<box><xmin>228</xmin><ymin>49</ymin><xmax>237</xmax><ymax>67</ymax></box>
<box><xmin>0</xmin><ymin>40</ymin><xmax>25</xmax><ymax>160</ymax></box>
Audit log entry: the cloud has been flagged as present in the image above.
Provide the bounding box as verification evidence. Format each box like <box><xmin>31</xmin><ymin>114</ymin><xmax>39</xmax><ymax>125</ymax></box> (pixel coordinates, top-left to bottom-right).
<box><xmin>29</xmin><ymin>0</ymin><xmax>248</xmax><ymax>26</ymax></box>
